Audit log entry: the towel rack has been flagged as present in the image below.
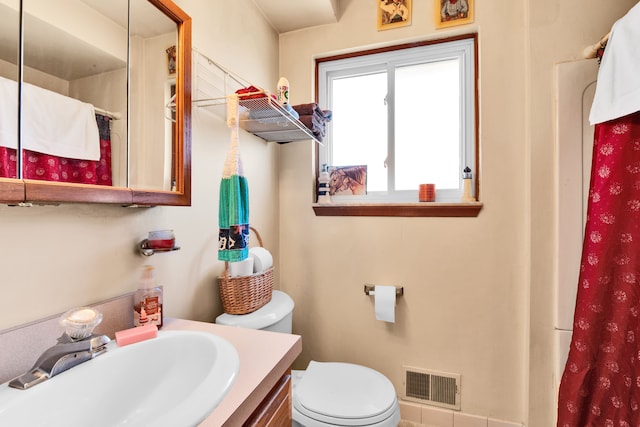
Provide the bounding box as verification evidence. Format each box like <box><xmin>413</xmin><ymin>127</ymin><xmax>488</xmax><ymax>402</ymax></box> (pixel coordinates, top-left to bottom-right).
<box><xmin>583</xmin><ymin>31</ymin><xmax>610</xmax><ymax>59</ymax></box>
<box><xmin>94</xmin><ymin>107</ymin><xmax>122</xmax><ymax>120</ymax></box>
<box><xmin>191</xmin><ymin>49</ymin><xmax>320</xmax><ymax>145</ymax></box>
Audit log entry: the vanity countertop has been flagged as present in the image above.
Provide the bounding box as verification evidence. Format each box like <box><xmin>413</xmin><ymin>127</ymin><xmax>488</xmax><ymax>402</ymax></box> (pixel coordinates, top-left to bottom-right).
<box><xmin>163</xmin><ymin>318</ymin><xmax>302</xmax><ymax>426</ymax></box>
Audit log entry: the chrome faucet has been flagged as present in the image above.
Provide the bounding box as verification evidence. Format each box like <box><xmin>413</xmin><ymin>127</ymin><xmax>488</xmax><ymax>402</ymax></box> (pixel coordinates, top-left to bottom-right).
<box><xmin>9</xmin><ymin>333</ymin><xmax>110</xmax><ymax>390</ymax></box>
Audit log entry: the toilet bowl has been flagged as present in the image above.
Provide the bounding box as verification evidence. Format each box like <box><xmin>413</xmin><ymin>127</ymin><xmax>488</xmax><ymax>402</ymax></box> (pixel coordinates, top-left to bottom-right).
<box><xmin>215</xmin><ymin>290</ymin><xmax>401</xmax><ymax>427</ymax></box>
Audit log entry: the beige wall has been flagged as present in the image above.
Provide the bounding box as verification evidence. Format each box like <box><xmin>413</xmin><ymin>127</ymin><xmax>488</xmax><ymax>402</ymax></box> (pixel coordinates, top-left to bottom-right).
<box><xmin>278</xmin><ymin>0</ymin><xmax>636</xmax><ymax>426</ymax></box>
<box><xmin>1</xmin><ymin>0</ymin><xmax>637</xmax><ymax>426</ymax></box>
<box><xmin>0</xmin><ymin>0</ymin><xmax>280</xmax><ymax>333</ymax></box>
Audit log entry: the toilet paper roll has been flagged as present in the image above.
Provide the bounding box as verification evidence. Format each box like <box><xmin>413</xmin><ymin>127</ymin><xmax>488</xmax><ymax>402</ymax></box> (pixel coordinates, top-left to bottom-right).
<box><xmin>228</xmin><ymin>257</ymin><xmax>254</xmax><ymax>277</ymax></box>
<box><xmin>249</xmin><ymin>247</ymin><xmax>273</xmax><ymax>273</ymax></box>
<box><xmin>374</xmin><ymin>285</ymin><xmax>396</xmax><ymax>323</ymax></box>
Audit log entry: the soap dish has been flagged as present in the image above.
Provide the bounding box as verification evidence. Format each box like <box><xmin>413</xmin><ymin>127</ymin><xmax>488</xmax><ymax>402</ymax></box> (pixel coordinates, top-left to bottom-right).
<box><xmin>138</xmin><ymin>239</ymin><xmax>181</xmax><ymax>256</ymax></box>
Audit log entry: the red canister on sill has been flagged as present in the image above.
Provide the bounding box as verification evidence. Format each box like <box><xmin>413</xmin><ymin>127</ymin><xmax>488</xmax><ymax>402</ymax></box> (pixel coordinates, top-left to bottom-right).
<box><xmin>419</xmin><ymin>184</ymin><xmax>436</xmax><ymax>202</ymax></box>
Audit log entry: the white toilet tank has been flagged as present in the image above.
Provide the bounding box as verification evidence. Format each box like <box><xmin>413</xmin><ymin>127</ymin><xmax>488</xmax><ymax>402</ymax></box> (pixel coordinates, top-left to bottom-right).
<box><xmin>215</xmin><ymin>290</ymin><xmax>294</xmax><ymax>333</ymax></box>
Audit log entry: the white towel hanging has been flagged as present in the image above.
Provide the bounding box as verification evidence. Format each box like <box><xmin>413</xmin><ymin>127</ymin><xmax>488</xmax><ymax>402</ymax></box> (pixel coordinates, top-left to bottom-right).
<box><xmin>590</xmin><ymin>2</ymin><xmax>640</xmax><ymax>125</ymax></box>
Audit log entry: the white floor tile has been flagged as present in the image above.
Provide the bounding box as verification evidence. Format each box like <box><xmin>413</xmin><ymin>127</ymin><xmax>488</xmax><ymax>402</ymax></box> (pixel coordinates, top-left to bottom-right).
<box><xmin>422</xmin><ymin>406</ymin><xmax>453</xmax><ymax>427</ymax></box>
<box><xmin>454</xmin><ymin>412</ymin><xmax>487</xmax><ymax>427</ymax></box>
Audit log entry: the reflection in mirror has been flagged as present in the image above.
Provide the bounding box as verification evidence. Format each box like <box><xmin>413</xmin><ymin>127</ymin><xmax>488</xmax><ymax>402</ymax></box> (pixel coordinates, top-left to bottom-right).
<box><xmin>0</xmin><ymin>0</ymin><xmax>21</xmax><ymax>180</ymax></box>
<box><xmin>21</xmin><ymin>0</ymin><xmax>128</xmax><ymax>187</ymax></box>
<box><xmin>129</xmin><ymin>1</ymin><xmax>179</xmax><ymax>191</ymax></box>
<box><xmin>0</xmin><ymin>0</ymin><xmax>191</xmax><ymax>205</ymax></box>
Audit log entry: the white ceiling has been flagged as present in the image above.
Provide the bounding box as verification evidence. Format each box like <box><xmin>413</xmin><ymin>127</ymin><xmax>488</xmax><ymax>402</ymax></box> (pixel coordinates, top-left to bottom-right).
<box><xmin>79</xmin><ymin>0</ymin><xmax>176</xmax><ymax>38</ymax></box>
<box><xmin>0</xmin><ymin>0</ymin><xmax>341</xmax><ymax>82</ymax></box>
<box><xmin>252</xmin><ymin>0</ymin><xmax>340</xmax><ymax>33</ymax></box>
<box><xmin>0</xmin><ymin>1</ymin><xmax>178</xmax><ymax>82</ymax></box>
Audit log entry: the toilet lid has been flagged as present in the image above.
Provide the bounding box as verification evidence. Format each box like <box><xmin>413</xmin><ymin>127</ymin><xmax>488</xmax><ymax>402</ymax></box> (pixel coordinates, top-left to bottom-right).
<box><xmin>215</xmin><ymin>290</ymin><xmax>293</xmax><ymax>329</ymax></box>
<box><xmin>294</xmin><ymin>361</ymin><xmax>398</xmax><ymax>424</ymax></box>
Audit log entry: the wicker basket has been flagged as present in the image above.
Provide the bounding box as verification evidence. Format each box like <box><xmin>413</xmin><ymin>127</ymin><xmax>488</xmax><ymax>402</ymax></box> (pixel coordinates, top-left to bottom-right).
<box><xmin>219</xmin><ymin>227</ymin><xmax>273</xmax><ymax>314</ymax></box>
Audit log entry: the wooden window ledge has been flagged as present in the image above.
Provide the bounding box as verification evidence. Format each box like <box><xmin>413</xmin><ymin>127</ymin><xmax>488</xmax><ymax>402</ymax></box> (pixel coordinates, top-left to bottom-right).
<box><xmin>312</xmin><ymin>202</ymin><xmax>483</xmax><ymax>217</ymax></box>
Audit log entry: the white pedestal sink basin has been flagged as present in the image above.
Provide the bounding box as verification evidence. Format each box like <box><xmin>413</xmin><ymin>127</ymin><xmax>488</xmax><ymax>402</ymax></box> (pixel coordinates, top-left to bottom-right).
<box><xmin>0</xmin><ymin>330</ymin><xmax>239</xmax><ymax>426</ymax></box>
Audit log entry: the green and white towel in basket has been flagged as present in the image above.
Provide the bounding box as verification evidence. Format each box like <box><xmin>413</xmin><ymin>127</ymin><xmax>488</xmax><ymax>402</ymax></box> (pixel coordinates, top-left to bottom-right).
<box><xmin>218</xmin><ymin>94</ymin><xmax>249</xmax><ymax>262</ymax></box>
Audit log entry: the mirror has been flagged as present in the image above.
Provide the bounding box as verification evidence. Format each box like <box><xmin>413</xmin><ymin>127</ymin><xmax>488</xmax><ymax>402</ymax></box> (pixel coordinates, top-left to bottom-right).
<box><xmin>129</xmin><ymin>0</ymin><xmax>179</xmax><ymax>192</ymax></box>
<box><xmin>0</xmin><ymin>0</ymin><xmax>191</xmax><ymax>206</ymax></box>
<box><xmin>0</xmin><ymin>0</ymin><xmax>19</xmax><ymax>183</ymax></box>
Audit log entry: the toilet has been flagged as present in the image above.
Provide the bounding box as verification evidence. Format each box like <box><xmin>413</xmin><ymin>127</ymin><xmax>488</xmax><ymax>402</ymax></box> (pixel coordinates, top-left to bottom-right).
<box><xmin>215</xmin><ymin>290</ymin><xmax>401</xmax><ymax>427</ymax></box>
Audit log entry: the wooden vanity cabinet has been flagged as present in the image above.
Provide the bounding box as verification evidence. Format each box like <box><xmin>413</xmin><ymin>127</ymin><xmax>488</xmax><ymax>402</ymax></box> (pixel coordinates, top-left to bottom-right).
<box><xmin>244</xmin><ymin>373</ymin><xmax>292</xmax><ymax>426</ymax></box>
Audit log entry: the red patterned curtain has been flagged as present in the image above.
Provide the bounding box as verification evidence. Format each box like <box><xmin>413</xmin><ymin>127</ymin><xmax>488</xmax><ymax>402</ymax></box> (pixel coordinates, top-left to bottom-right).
<box><xmin>0</xmin><ymin>145</ymin><xmax>17</xmax><ymax>178</ymax></box>
<box><xmin>558</xmin><ymin>111</ymin><xmax>640</xmax><ymax>426</ymax></box>
<box><xmin>0</xmin><ymin>114</ymin><xmax>112</xmax><ymax>185</ymax></box>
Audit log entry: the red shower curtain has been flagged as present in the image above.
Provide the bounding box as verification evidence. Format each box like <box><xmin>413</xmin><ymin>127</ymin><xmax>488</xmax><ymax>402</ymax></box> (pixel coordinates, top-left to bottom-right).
<box><xmin>558</xmin><ymin>111</ymin><xmax>640</xmax><ymax>426</ymax></box>
<box><xmin>0</xmin><ymin>114</ymin><xmax>112</xmax><ymax>185</ymax></box>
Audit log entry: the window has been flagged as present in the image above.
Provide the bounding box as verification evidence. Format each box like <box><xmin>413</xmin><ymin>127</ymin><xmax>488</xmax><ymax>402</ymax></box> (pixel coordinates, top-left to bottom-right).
<box><xmin>316</xmin><ymin>34</ymin><xmax>478</xmax><ymax>211</ymax></box>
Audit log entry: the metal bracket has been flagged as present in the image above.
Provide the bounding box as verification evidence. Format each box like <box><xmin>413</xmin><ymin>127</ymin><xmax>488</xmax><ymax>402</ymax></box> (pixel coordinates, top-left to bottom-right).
<box><xmin>364</xmin><ymin>284</ymin><xmax>404</xmax><ymax>296</ymax></box>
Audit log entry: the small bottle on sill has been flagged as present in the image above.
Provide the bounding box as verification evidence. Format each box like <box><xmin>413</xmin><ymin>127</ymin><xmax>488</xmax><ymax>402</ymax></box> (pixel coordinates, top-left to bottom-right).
<box><xmin>461</xmin><ymin>166</ymin><xmax>476</xmax><ymax>202</ymax></box>
<box><xmin>318</xmin><ymin>164</ymin><xmax>332</xmax><ymax>204</ymax></box>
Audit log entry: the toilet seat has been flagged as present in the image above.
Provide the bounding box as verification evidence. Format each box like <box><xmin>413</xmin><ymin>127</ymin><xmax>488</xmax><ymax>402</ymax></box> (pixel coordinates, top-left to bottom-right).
<box><xmin>292</xmin><ymin>361</ymin><xmax>400</xmax><ymax>426</ymax></box>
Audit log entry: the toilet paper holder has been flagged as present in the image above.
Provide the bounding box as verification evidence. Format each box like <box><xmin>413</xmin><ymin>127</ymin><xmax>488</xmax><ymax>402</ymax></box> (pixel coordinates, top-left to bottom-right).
<box><xmin>363</xmin><ymin>284</ymin><xmax>404</xmax><ymax>296</ymax></box>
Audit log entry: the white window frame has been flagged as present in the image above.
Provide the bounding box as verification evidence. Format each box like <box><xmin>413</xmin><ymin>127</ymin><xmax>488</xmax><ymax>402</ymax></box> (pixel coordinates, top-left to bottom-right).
<box><xmin>317</xmin><ymin>36</ymin><xmax>477</xmax><ymax>204</ymax></box>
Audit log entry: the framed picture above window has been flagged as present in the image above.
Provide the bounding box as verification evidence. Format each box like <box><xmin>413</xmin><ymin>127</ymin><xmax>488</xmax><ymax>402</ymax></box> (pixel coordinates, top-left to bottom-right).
<box><xmin>378</xmin><ymin>0</ymin><xmax>412</xmax><ymax>31</ymax></box>
<box><xmin>435</xmin><ymin>0</ymin><xmax>474</xmax><ymax>29</ymax></box>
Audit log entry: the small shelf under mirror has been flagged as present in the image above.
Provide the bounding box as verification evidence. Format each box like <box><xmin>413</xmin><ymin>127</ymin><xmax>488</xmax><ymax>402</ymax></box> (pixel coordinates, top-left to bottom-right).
<box><xmin>137</xmin><ymin>239</ymin><xmax>181</xmax><ymax>257</ymax></box>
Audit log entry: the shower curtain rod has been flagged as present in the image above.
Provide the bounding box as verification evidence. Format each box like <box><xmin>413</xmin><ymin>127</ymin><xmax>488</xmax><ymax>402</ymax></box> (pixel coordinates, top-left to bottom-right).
<box><xmin>94</xmin><ymin>106</ymin><xmax>122</xmax><ymax>120</ymax></box>
<box><xmin>583</xmin><ymin>31</ymin><xmax>611</xmax><ymax>59</ymax></box>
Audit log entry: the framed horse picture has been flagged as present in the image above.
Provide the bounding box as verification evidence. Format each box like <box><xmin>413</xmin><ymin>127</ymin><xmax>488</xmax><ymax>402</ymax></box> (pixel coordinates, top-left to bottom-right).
<box><xmin>329</xmin><ymin>165</ymin><xmax>367</xmax><ymax>196</ymax></box>
<box><xmin>435</xmin><ymin>0</ymin><xmax>473</xmax><ymax>29</ymax></box>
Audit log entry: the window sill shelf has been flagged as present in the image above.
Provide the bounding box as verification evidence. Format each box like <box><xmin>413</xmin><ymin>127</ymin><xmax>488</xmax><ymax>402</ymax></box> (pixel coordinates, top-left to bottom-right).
<box><xmin>312</xmin><ymin>202</ymin><xmax>483</xmax><ymax>217</ymax></box>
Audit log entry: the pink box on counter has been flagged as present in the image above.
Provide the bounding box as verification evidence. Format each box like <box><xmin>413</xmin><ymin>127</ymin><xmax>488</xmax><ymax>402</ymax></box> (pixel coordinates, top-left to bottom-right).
<box><xmin>115</xmin><ymin>324</ymin><xmax>158</xmax><ymax>347</ymax></box>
